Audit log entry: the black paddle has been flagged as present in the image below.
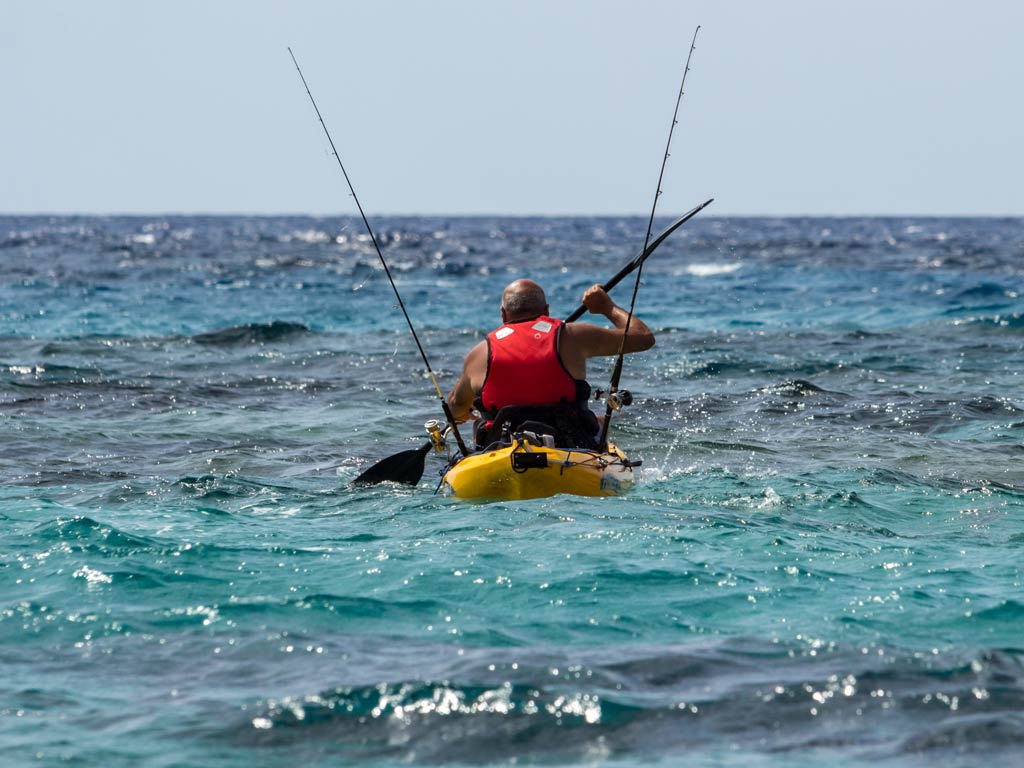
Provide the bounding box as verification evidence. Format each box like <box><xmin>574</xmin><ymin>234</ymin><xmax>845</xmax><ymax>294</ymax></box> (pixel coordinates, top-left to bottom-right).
<box><xmin>563</xmin><ymin>197</ymin><xmax>713</xmax><ymax>323</ymax></box>
<box><xmin>353</xmin><ymin>441</ymin><xmax>432</xmax><ymax>486</ymax></box>
<box><xmin>351</xmin><ymin>199</ymin><xmax>712</xmax><ymax>487</ymax></box>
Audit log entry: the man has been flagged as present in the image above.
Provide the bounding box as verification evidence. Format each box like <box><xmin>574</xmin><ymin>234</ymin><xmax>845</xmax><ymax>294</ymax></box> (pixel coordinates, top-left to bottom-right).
<box><xmin>447</xmin><ymin>279</ymin><xmax>655</xmax><ymax>448</ymax></box>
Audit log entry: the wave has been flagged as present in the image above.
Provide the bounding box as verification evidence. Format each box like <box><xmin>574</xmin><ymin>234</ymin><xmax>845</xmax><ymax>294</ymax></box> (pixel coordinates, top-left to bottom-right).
<box><xmin>172</xmin><ymin>474</ymin><xmax>309</xmax><ymax>501</ymax></box>
<box><xmin>951</xmin><ymin>312</ymin><xmax>1024</xmax><ymax>331</ymax></box>
<box><xmin>961</xmin><ymin>396</ymin><xmax>1023</xmax><ymax>417</ymax></box>
<box><xmin>951</xmin><ymin>282</ymin><xmax>1016</xmax><ymax>301</ymax></box>
<box><xmin>291</xmin><ymin>593</ymin><xmax>445</xmax><ymax>621</ymax></box>
<box><xmin>974</xmin><ymin>599</ymin><xmax>1024</xmax><ymax>622</ymax></box>
<box><xmin>690</xmin><ymin>439</ymin><xmax>777</xmax><ymax>454</ymax></box>
<box><xmin>227</xmin><ymin>640</ymin><xmax>1024</xmax><ymax>763</ymax></box>
<box><xmin>33</xmin><ymin>515</ymin><xmax>158</xmax><ymax>554</ymax></box>
<box><xmin>191</xmin><ymin>321</ymin><xmax>312</xmax><ymax>346</ymax></box>
<box><xmin>28</xmin><ymin>514</ymin><xmax>258</xmax><ymax>562</ymax></box>
<box><xmin>759</xmin><ymin>378</ymin><xmax>838</xmax><ymax>397</ymax></box>
<box><xmin>685</xmin><ymin>358</ymin><xmax>849</xmax><ymax>380</ymax></box>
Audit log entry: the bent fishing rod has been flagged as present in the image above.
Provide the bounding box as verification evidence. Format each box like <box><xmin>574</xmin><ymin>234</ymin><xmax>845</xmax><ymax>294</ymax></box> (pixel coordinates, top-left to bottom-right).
<box><xmin>288</xmin><ymin>47</ymin><xmax>469</xmax><ymax>456</ymax></box>
<box><xmin>598</xmin><ymin>25</ymin><xmax>702</xmax><ymax>451</ymax></box>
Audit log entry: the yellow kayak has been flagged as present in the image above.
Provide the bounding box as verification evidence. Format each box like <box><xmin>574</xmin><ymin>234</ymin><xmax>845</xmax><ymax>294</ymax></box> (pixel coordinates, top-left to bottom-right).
<box><xmin>440</xmin><ymin>437</ymin><xmax>637</xmax><ymax>501</ymax></box>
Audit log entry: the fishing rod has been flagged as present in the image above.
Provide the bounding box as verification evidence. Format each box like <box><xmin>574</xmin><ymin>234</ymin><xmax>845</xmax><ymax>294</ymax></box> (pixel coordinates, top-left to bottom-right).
<box><xmin>288</xmin><ymin>47</ymin><xmax>469</xmax><ymax>456</ymax></box>
<box><xmin>597</xmin><ymin>25</ymin><xmax>701</xmax><ymax>451</ymax></box>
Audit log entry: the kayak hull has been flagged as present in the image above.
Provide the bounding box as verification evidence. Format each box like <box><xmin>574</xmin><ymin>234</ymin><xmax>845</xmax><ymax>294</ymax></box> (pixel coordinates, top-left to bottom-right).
<box><xmin>440</xmin><ymin>439</ymin><xmax>636</xmax><ymax>501</ymax></box>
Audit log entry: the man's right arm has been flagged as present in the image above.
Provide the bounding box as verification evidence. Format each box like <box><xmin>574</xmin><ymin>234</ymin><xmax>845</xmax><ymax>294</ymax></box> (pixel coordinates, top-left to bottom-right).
<box><xmin>447</xmin><ymin>341</ymin><xmax>486</xmax><ymax>423</ymax></box>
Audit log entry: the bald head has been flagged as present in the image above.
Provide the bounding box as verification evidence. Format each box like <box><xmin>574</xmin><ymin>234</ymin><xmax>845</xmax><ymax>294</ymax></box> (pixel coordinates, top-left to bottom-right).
<box><xmin>501</xmin><ymin>279</ymin><xmax>549</xmax><ymax>323</ymax></box>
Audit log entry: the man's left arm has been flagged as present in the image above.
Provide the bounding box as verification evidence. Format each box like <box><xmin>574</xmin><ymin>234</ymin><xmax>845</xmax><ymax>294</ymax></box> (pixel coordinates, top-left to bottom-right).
<box><xmin>577</xmin><ymin>285</ymin><xmax>656</xmax><ymax>355</ymax></box>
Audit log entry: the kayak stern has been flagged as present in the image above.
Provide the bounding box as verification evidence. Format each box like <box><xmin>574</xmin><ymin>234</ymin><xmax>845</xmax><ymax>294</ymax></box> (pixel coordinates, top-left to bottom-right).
<box><xmin>440</xmin><ymin>438</ymin><xmax>636</xmax><ymax>501</ymax></box>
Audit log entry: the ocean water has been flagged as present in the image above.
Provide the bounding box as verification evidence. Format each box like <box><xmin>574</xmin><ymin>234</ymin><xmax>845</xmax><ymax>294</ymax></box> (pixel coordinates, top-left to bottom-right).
<box><xmin>1</xmin><ymin>213</ymin><xmax>1023</xmax><ymax>767</ymax></box>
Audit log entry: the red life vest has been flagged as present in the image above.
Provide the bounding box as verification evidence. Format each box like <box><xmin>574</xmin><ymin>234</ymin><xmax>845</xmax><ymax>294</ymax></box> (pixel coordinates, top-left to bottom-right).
<box><xmin>479</xmin><ymin>316</ymin><xmax>578</xmax><ymax>413</ymax></box>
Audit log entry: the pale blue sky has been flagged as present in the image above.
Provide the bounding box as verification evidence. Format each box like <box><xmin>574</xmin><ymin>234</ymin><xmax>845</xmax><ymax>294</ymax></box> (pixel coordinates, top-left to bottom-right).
<box><xmin>2</xmin><ymin>0</ymin><xmax>1022</xmax><ymax>215</ymax></box>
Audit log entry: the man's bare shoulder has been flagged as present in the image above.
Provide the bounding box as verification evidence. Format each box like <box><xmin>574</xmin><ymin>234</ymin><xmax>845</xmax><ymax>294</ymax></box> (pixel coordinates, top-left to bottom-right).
<box><xmin>466</xmin><ymin>338</ymin><xmax>488</xmax><ymax>359</ymax></box>
<box><xmin>458</xmin><ymin>338</ymin><xmax>488</xmax><ymax>390</ymax></box>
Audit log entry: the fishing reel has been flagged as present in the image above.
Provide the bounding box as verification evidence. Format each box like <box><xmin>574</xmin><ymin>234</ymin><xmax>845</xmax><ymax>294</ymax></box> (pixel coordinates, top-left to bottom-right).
<box><xmin>594</xmin><ymin>389</ymin><xmax>634</xmax><ymax>411</ymax></box>
<box><xmin>424</xmin><ymin>419</ymin><xmax>448</xmax><ymax>452</ymax></box>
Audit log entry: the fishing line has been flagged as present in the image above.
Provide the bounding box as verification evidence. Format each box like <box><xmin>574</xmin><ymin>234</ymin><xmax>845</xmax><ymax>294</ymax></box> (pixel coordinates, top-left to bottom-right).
<box><xmin>288</xmin><ymin>47</ymin><xmax>469</xmax><ymax>454</ymax></box>
<box><xmin>598</xmin><ymin>25</ymin><xmax>701</xmax><ymax>450</ymax></box>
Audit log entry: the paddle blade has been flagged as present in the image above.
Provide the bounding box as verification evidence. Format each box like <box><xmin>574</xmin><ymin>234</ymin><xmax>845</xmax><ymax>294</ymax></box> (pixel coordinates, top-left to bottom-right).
<box><xmin>563</xmin><ymin>197</ymin><xmax>714</xmax><ymax>323</ymax></box>
<box><xmin>353</xmin><ymin>442</ymin><xmax>432</xmax><ymax>486</ymax></box>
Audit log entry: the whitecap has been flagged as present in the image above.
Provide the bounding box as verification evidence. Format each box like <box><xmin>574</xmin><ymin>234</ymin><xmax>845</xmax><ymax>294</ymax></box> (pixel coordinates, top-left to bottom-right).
<box><xmin>681</xmin><ymin>263</ymin><xmax>741</xmax><ymax>277</ymax></box>
<box><xmin>73</xmin><ymin>565</ymin><xmax>112</xmax><ymax>585</ymax></box>
<box><xmin>286</xmin><ymin>229</ymin><xmax>331</xmax><ymax>244</ymax></box>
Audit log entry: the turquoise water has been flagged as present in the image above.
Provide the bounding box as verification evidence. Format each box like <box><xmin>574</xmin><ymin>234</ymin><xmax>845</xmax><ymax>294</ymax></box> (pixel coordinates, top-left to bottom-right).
<box><xmin>1</xmin><ymin>215</ymin><xmax>1023</xmax><ymax>765</ymax></box>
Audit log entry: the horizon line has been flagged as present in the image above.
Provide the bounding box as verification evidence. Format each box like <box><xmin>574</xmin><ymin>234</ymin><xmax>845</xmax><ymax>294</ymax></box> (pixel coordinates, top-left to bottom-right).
<box><xmin>2</xmin><ymin>210</ymin><xmax>1022</xmax><ymax>219</ymax></box>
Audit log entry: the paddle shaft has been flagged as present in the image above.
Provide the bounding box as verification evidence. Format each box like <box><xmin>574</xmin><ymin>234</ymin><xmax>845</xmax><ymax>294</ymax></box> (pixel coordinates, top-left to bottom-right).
<box><xmin>563</xmin><ymin>198</ymin><xmax>713</xmax><ymax>324</ymax></box>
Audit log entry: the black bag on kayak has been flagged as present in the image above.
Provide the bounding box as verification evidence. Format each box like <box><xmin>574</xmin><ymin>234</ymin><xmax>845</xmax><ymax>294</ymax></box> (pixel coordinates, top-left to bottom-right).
<box><xmin>475</xmin><ymin>404</ymin><xmax>600</xmax><ymax>451</ymax></box>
